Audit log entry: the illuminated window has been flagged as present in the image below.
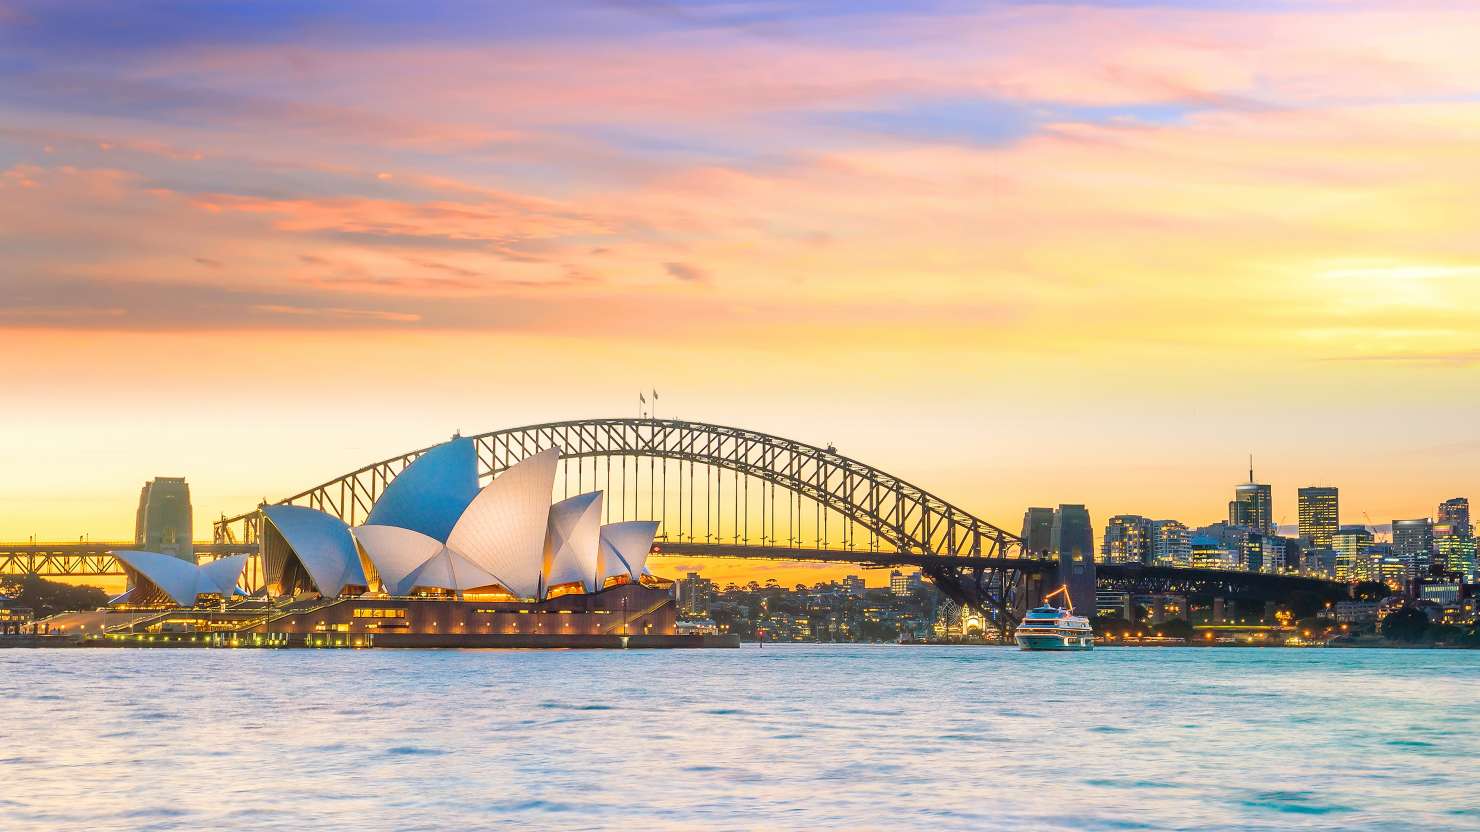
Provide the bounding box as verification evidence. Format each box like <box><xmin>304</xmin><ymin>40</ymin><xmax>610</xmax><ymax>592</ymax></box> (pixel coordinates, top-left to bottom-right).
<box><xmin>352</xmin><ymin>608</ymin><xmax>407</xmax><ymax>619</ymax></box>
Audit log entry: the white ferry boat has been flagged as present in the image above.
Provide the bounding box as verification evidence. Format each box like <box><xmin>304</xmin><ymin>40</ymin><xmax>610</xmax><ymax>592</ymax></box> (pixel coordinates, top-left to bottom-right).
<box><xmin>1015</xmin><ymin>587</ymin><xmax>1094</xmax><ymax>651</ymax></box>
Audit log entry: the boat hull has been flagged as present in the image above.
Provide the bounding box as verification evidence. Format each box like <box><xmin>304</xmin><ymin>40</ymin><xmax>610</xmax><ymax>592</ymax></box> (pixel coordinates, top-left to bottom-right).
<box><xmin>1015</xmin><ymin>633</ymin><xmax>1094</xmax><ymax>651</ymax></box>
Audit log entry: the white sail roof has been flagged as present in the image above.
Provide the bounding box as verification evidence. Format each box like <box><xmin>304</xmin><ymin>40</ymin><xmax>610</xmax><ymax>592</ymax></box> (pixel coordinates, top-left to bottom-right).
<box><xmin>446</xmin><ymin>447</ymin><xmax>559</xmax><ymax>599</ymax></box>
<box><xmin>403</xmin><ymin>547</ymin><xmax>502</xmax><ymax>594</ymax></box>
<box><xmin>353</xmin><ymin>524</ymin><xmax>447</xmax><ymax>596</ymax></box>
<box><xmin>364</xmin><ymin>437</ymin><xmax>479</xmax><ymax>543</ymax></box>
<box><xmin>114</xmin><ymin>550</ymin><xmax>247</xmax><ymax>606</ymax></box>
<box><xmin>199</xmin><ymin>554</ymin><xmax>250</xmax><ymax>596</ymax></box>
<box><xmin>543</xmin><ymin>491</ymin><xmax>603</xmax><ymax>594</ymax></box>
<box><xmin>598</xmin><ymin>521</ymin><xmax>659</xmax><ymax>582</ymax></box>
<box><xmin>262</xmin><ymin>504</ymin><xmax>366</xmax><ymax>597</ymax></box>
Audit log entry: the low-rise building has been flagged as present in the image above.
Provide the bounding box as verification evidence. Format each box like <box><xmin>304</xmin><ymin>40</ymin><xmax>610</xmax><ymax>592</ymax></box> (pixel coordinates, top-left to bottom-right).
<box><xmin>1419</xmin><ymin>582</ymin><xmax>1462</xmax><ymax>605</ymax></box>
<box><xmin>1332</xmin><ymin>600</ymin><xmax>1380</xmax><ymax>624</ymax></box>
<box><xmin>0</xmin><ymin>597</ymin><xmax>34</xmax><ymax>635</ymax></box>
<box><xmin>1441</xmin><ymin>598</ymin><xmax>1478</xmax><ymax>626</ymax></box>
<box><xmin>1096</xmin><ymin>590</ymin><xmax>1131</xmax><ymax>620</ymax></box>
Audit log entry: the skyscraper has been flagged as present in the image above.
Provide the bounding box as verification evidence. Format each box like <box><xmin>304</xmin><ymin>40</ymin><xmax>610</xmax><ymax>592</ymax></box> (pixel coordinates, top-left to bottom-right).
<box><xmin>1229</xmin><ymin>458</ymin><xmax>1273</xmax><ymax>534</ymax></box>
<box><xmin>1102</xmin><ymin>515</ymin><xmax>1152</xmax><ymax>564</ymax></box>
<box><xmin>1332</xmin><ymin>526</ymin><xmax>1373</xmax><ymax>582</ymax></box>
<box><xmin>1021</xmin><ymin>507</ymin><xmax>1055</xmax><ymax>556</ymax></box>
<box><xmin>1242</xmin><ymin>533</ymin><xmax>1290</xmax><ymax>574</ymax></box>
<box><xmin>133</xmin><ymin>477</ymin><xmax>193</xmax><ymax>562</ymax></box>
<box><xmin>1051</xmin><ymin>504</ymin><xmax>1094</xmax><ymax>561</ymax></box>
<box><xmin>1391</xmin><ymin>518</ymin><xmax>1434</xmax><ymax>579</ymax></box>
<box><xmin>1297</xmin><ymin>486</ymin><xmax>1339</xmax><ymax>548</ymax></box>
<box><xmin>1438</xmin><ymin>498</ymin><xmax>1472</xmax><ymax>538</ymax></box>
<box><xmin>1435</xmin><ymin>523</ymin><xmax>1477</xmax><ymax>582</ymax></box>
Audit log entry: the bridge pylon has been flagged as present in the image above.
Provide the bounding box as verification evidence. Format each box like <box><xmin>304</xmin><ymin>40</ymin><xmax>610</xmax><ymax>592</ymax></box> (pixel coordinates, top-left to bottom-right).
<box><xmin>1013</xmin><ymin>550</ymin><xmax>1097</xmax><ymax>620</ymax></box>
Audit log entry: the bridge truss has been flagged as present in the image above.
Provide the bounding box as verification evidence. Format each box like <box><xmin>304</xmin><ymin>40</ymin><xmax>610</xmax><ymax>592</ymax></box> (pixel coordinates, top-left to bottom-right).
<box><xmin>0</xmin><ymin>544</ymin><xmax>263</xmax><ymax>590</ymax></box>
<box><xmin>1095</xmin><ymin>563</ymin><xmax>1350</xmax><ymax>604</ymax></box>
<box><xmin>214</xmin><ymin>418</ymin><xmax>1035</xmax><ymax>624</ymax></box>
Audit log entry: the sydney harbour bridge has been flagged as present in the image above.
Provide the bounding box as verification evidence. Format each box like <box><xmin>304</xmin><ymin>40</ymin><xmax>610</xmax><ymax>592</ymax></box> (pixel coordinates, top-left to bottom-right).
<box><xmin>1</xmin><ymin>418</ymin><xmax>1349</xmax><ymax>628</ymax></box>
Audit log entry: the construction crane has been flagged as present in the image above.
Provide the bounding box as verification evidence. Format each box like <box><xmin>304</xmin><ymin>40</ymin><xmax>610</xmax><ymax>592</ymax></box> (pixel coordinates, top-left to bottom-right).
<box><xmin>1362</xmin><ymin>511</ymin><xmax>1387</xmax><ymax>542</ymax></box>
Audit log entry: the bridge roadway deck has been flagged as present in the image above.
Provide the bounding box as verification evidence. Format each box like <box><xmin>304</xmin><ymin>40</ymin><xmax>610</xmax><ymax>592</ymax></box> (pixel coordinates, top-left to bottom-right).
<box><xmin>650</xmin><ymin>541</ymin><xmax>1057</xmax><ymax>572</ymax></box>
<box><xmin>2</xmin><ymin>541</ymin><xmax>1347</xmax><ymax>601</ymax></box>
<box><xmin>0</xmin><ymin>540</ymin><xmax>1055</xmax><ymax>576</ymax></box>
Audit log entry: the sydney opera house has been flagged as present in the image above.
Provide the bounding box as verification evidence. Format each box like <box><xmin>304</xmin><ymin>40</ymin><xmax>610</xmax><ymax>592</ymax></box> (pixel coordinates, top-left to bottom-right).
<box><xmin>106</xmin><ymin>439</ymin><xmax>719</xmax><ymax>647</ymax></box>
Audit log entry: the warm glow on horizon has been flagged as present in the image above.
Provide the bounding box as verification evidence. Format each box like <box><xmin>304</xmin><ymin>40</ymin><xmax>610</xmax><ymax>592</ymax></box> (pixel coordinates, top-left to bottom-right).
<box><xmin>4</xmin><ymin>2</ymin><xmax>1480</xmax><ymax>559</ymax></box>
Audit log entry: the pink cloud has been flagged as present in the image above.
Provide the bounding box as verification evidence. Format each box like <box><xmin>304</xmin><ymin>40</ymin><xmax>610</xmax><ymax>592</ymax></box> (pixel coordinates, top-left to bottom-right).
<box><xmin>249</xmin><ymin>304</ymin><xmax>422</xmax><ymax>323</ymax></box>
<box><xmin>117</xmin><ymin>2</ymin><xmax>1480</xmax><ymax>134</ymax></box>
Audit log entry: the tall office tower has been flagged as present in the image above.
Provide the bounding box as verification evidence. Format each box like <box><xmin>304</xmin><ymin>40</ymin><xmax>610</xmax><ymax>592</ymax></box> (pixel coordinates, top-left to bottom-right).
<box><xmin>1378</xmin><ymin>551</ymin><xmax>1408</xmax><ymax>587</ymax></box>
<box><xmin>1332</xmin><ymin>526</ymin><xmax>1374</xmax><ymax>582</ymax></box>
<box><xmin>1021</xmin><ymin>507</ymin><xmax>1055</xmax><ymax>556</ymax></box>
<box><xmin>133</xmin><ymin>477</ymin><xmax>193</xmax><ymax>562</ymax></box>
<box><xmin>1352</xmin><ymin>543</ymin><xmax>1389</xmax><ymax>584</ymax></box>
<box><xmin>1051</xmin><ymin>504</ymin><xmax>1094</xmax><ymax>561</ymax></box>
<box><xmin>1438</xmin><ymin>498</ymin><xmax>1472</xmax><ymax>539</ymax></box>
<box><xmin>1150</xmin><ymin>520</ymin><xmax>1192</xmax><ymax>567</ymax></box>
<box><xmin>1229</xmin><ymin>458</ymin><xmax>1274</xmax><ymax>534</ymax></box>
<box><xmin>1297</xmin><ymin>486</ymin><xmax>1339</xmax><ymax>548</ymax></box>
<box><xmin>1241</xmin><ymin>533</ymin><xmax>1290</xmax><ymax>574</ymax></box>
<box><xmin>1435</xmin><ymin>524</ymin><xmax>1478</xmax><ymax>582</ymax></box>
<box><xmin>1101</xmin><ymin>515</ymin><xmax>1152</xmax><ymax>564</ymax></box>
<box><xmin>1391</xmin><ymin>518</ymin><xmax>1435</xmax><ymax>578</ymax></box>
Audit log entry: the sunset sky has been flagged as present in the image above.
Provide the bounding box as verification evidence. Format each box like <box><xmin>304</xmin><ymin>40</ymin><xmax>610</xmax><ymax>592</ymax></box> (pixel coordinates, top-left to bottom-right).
<box><xmin>4</xmin><ymin>1</ymin><xmax>1480</xmax><ymax>583</ymax></box>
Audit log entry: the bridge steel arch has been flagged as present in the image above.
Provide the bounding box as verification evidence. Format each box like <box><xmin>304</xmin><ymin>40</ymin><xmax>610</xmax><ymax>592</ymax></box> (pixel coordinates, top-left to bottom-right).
<box><xmin>214</xmin><ymin>418</ymin><xmax>1034</xmax><ymax>624</ymax></box>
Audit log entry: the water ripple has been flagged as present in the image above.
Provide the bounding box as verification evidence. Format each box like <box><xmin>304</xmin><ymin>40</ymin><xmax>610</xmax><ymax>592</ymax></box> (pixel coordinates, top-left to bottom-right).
<box><xmin>0</xmin><ymin>645</ymin><xmax>1475</xmax><ymax>831</ymax></box>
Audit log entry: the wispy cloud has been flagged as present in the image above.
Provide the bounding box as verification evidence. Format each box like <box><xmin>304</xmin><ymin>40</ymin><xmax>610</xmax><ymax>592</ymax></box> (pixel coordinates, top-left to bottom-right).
<box><xmin>664</xmin><ymin>261</ymin><xmax>709</xmax><ymax>283</ymax></box>
<box><xmin>1322</xmin><ymin>350</ymin><xmax>1480</xmax><ymax>367</ymax></box>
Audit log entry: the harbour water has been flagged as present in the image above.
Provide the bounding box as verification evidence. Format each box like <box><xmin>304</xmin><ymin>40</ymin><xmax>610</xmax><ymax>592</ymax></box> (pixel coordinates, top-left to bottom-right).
<box><xmin>2</xmin><ymin>645</ymin><xmax>1477</xmax><ymax>831</ymax></box>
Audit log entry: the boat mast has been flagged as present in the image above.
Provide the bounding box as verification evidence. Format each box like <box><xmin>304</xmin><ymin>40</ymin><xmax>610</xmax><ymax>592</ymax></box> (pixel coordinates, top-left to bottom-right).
<box><xmin>1042</xmin><ymin>584</ymin><xmax>1074</xmax><ymax>613</ymax></box>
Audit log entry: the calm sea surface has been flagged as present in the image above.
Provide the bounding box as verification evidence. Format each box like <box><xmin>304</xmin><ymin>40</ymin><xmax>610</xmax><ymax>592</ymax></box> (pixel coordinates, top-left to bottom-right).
<box><xmin>2</xmin><ymin>645</ymin><xmax>1477</xmax><ymax>831</ymax></box>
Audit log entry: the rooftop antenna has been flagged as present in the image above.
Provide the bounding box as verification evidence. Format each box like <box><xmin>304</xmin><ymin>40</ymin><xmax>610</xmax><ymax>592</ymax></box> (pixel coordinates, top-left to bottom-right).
<box><xmin>1248</xmin><ymin>453</ymin><xmax>1254</xmax><ymax>484</ymax></box>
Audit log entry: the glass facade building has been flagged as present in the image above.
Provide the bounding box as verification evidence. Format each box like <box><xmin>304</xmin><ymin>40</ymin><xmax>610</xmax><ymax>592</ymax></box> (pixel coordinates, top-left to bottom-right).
<box><xmin>1438</xmin><ymin>497</ymin><xmax>1472</xmax><ymax>538</ymax></box>
<box><xmin>1332</xmin><ymin>526</ymin><xmax>1374</xmax><ymax>582</ymax></box>
<box><xmin>1391</xmin><ymin>518</ymin><xmax>1434</xmax><ymax>579</ymax></box>
<box><xmin>1435</xmin><ymin>524</ymin><xmax>1477</xmax><ymax>582</ymax></box>
<box><xmin>1297</xmin><ymin>486</ymin><xmax>1339</xmax><ymax>549</ymax></box>
<box><xmin>1230</xmin><ymin>482</ymin><xmax>1274</xmax><ymax>534</ymax></box>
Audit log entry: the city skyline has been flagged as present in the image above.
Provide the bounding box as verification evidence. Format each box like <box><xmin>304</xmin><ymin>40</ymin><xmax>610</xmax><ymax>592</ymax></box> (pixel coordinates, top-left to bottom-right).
<box><xmin>5</xmin><ymin>2</ymin><xmax>1480</xmax><ymax>552</ymax></box>
<box><xmin>45</xmin><ymin>456</ymin><xmax>1479</xmax><ymax>594</ymax></box>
